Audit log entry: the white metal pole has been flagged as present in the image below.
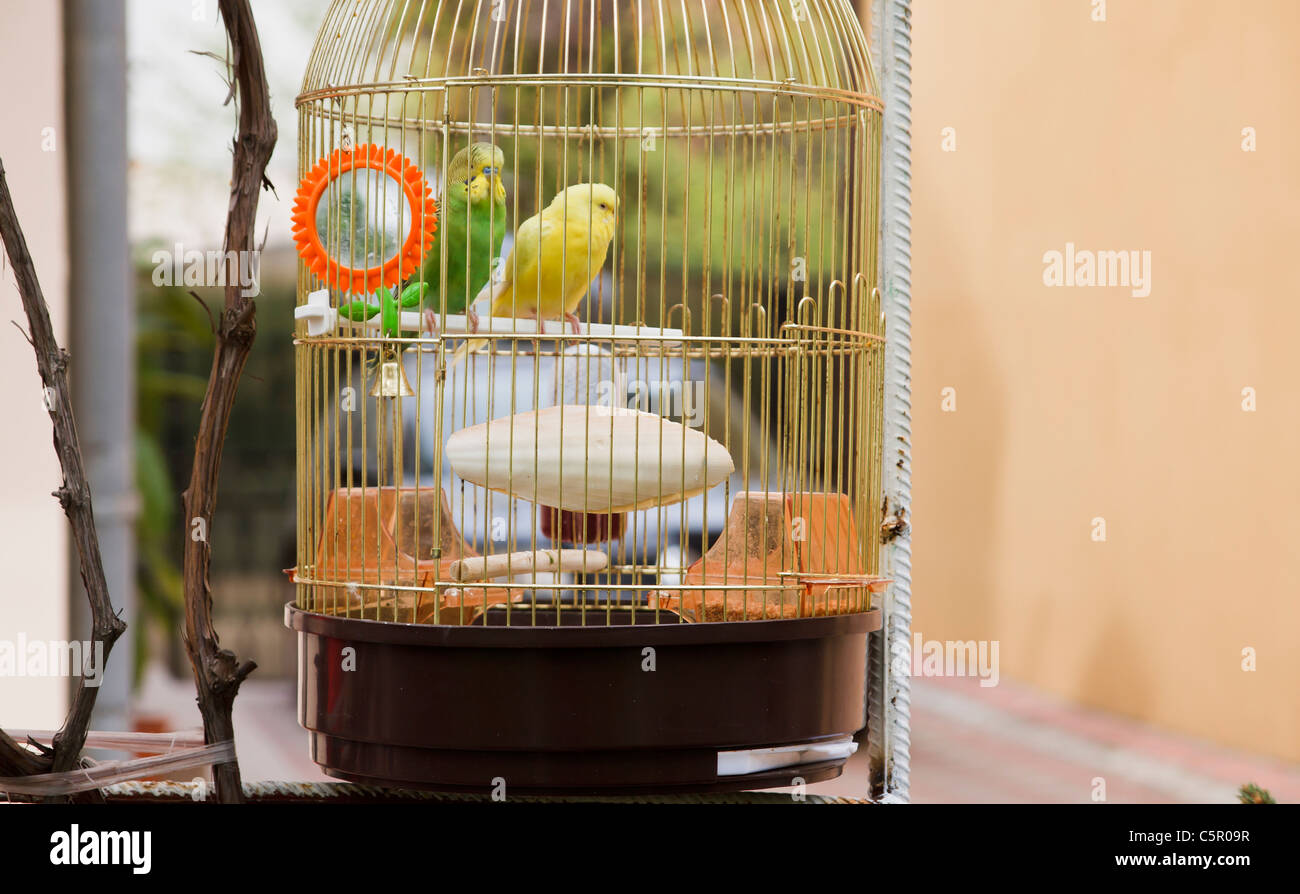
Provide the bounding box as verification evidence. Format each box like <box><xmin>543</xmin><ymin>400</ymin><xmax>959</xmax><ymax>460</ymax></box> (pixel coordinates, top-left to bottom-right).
<box><xmin>64</xmin><ymin>0</ymin><xmax>135</xmax><ymax>739</ymax></box>
<box><xmin>871</xmin><ymin>0</ymin><xmax>913</xmax><ymax>803</ymax></box>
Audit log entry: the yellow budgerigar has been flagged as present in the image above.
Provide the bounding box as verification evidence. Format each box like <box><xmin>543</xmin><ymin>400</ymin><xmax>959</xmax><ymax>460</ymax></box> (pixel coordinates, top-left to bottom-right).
<box><xmin>449</xmin><ymin>182</ymin><xmax>619</xmax><ymax>368</ymax></box>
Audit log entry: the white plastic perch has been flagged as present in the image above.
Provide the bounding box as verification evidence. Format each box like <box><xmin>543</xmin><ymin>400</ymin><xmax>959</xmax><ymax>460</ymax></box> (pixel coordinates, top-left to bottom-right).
<box><xmin>447</xmin><ymin>549</ymin><xmax>609</xmax><ymax>582</ymax></box>
<box><xmin>295</xmin><ymin>288</ymin><xmax>684</xmax><ymax>343</ymax></box>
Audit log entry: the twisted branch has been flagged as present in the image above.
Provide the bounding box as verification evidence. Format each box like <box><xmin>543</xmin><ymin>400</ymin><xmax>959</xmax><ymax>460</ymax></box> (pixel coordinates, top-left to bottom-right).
<box><xmin>178</xmin><ymin>0</ymin><xmax>278</xmax><ymax>804</ymax></box>
<box><xmin>0</xmin><ymin>158</ymin><xmax>127</xmax><ymax>789</ymax></box>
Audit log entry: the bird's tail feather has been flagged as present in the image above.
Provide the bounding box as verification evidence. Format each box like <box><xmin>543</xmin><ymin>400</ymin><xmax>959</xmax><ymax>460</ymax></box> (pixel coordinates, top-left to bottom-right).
<box><xmin>474</xmin><ymin>277</ymin><xmax>504</xmax><ymax>307</ymax></box>
<box><xmin>446</xmin><ymin>279</ymin><xmax>509</xmax><ymax>371</ymax></box>
<box><xmin>447</xmin><ymin>337</ymin><xmax>488</xmax><ymax>371</ymax></box>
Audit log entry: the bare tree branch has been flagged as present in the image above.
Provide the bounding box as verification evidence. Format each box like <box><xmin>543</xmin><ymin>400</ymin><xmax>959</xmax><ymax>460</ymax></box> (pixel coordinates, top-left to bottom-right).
<box><xmin>188</xmin><ymin>290</ymin><xmax>218</xmax><ymax>335</ymax></box>
<box><xmin>9</xmin><ymin>319</ymin><xmax>34</xmax><ymax>346</ymax></box>
<box><xmin>0</xmin><ymin>157</ymin><xmax>128</xmax><ymax>783</ymax></box>
<box><xmin>0</xmin><ymin>728</ymin><xmax>47</xmax><ymax>778</ymax></box>
<box><xmin>179</xmin><ymin>0</ymin><xmax>278</xmax><ymax>804</ymax></box>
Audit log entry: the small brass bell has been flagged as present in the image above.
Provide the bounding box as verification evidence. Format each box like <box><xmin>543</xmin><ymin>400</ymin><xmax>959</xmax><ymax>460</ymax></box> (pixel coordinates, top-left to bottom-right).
<box><xmin>370</xmin><ymin>349</ymin><xmax>414</xmax><ymax>398</ymax></box>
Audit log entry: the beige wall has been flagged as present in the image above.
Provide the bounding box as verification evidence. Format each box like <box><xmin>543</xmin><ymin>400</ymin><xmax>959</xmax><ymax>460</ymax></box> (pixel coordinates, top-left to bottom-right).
<box><xmin>909</xmin><ymin>0</ymin><xmax>1300</xmax><ymax>761</ymax></box>
<box><xmin>0</xmin><ymin>3</ymin><xmax>70</xmax><ymax>728</ymax></box>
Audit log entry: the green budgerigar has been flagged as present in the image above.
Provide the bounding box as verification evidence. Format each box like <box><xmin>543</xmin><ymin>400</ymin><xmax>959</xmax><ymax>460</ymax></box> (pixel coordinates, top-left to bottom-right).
<box><xmin>421</xmin><ymin>143</ymin><xmax>508</xmax><ymax>335</ymax></box>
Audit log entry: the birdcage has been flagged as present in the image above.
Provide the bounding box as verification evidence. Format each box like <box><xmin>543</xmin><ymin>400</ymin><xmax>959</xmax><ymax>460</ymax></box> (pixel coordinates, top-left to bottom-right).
<box><xmin>286</xmin><ymin>0</ymin><xmax>887</xmax><ymax>794</ymax></box>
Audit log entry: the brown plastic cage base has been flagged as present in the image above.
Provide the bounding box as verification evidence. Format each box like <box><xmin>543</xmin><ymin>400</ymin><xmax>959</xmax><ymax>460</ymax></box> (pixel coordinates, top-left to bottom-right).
<box><xmin>286</xmin><ymin>603</ymin><xmax>880</xmax><ymax>795</ymax></box>
<box><xmin>311</xmin><ymin>746</ymin><xmax>851</xmax><ymax>796</ymax></box>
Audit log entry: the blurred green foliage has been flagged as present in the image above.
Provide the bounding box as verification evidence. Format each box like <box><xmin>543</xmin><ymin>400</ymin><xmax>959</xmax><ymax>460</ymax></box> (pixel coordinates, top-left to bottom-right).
<box><xmin>134</xmin><ymin>269</ymin><xmax>209</xmax><ymax>680</ymax></box>
<box><xmin>1237</xmin><ymin>783</ymin><xmax>1277</xmax><ymax>804</ymax></box>
<box><xmin>132</xmin><ymin>253</ymin><xmax>298</xmax><ymax>678</ymax></box>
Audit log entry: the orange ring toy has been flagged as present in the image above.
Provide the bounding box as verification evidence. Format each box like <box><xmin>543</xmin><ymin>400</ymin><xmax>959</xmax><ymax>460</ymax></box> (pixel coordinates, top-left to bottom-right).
<box><xmin>291</xmin><ymin>145</ymin><xmax>438</xmax><ymax>295</ymax></box>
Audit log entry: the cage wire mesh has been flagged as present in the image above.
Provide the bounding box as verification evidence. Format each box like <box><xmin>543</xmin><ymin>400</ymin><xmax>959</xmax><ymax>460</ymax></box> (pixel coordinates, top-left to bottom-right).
<box><xmin>292</xmin><ymin>0</ymin><xmax>886</xmax><ymax>628</ymax></box>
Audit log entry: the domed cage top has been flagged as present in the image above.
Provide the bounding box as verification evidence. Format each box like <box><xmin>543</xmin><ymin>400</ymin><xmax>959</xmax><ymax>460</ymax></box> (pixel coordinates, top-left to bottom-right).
<box><xmin>291</xmin><ymin>0</ymin><xmax>886</xmax><ymax>629</ymax></box>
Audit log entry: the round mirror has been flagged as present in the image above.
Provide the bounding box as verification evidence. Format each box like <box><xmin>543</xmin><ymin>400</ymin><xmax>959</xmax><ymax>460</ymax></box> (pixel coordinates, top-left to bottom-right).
<box><xmin>292</xmin><ymin>145</ymin><xmax>438</xmax><ymax>295</ymax></box>
<box><xmin>316</xmin><ymin>168</ymin><xmax>408</xmax><ymax>267</ymax></box>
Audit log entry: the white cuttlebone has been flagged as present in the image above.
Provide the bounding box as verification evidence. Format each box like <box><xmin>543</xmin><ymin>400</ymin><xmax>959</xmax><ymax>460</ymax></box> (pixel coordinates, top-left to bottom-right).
<box><xmin>445</xmin><ymin>405</ymin><xmax>735</xmax><ymax>514</ymax></box>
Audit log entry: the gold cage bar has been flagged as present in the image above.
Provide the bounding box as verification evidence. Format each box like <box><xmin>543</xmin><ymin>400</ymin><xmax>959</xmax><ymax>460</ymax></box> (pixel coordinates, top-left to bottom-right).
<box><xmin>293</xmin><ymin>0</ymin><xmax>884</xmax><ymax>627</ymax></box>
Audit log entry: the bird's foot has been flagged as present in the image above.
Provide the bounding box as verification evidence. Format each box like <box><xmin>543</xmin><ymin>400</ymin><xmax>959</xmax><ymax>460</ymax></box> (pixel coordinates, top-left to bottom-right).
<box><xmin>466</xmin><ymin>305</ymin><xmax>481</xmax><ymax>335</ymax></box>
<box><xmin>422</xmin><ymin>308</ymin><xmax>440</xmax><ymax>338</ymax></box>
<box><xmin>565</xmin><ymin>312</ymin><xmax>582</xmax><ymax>337</ymax></box>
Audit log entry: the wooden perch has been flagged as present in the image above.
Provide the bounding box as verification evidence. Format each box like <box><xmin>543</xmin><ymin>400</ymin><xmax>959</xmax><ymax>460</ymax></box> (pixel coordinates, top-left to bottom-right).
<box><xmin>179</xmin><ymin>0</ymin><xmax>278</xmax><ymax>804</ymax></box>
<box><xmin>448</xmin><ymin>549</ymin><xmax>609</xmax><ymax>582</ymax></box>
<box><xmin>0</xmin><ymin>158</ymin><xmax>127</xmax><ymax>787</ymax></box>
